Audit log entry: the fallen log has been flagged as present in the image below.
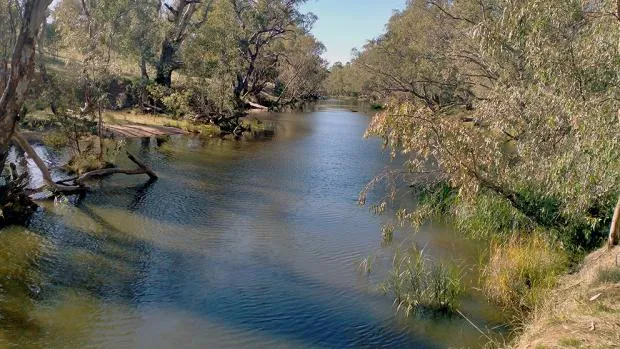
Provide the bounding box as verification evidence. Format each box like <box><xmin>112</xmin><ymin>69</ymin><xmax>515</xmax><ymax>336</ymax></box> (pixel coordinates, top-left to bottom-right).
<box><xmin>76</xmin><ymin>151</ymin><xmax>157</xmax><ymax>184</ymax></box>
<box><xmin>243</xmin><ymin>99</ymin><xmax>269</xmax><ymax>111</ymax></box>
<box><xmin>12</xmin><ymin>132</ymin><xmax>157</xmax><ymax>195</ymax></box>
<box><xmin>12</xmin><ymin>132</ymin><xmax>86</xmax><ymax>193</ymax></box>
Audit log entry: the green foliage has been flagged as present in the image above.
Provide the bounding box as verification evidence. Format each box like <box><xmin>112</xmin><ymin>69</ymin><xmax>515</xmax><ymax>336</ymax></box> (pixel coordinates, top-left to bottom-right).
<box><xmin>144</xmin><ymin>83</ymin><xmax>191</xmax><ymax>117</ymax></box>
<box><xmin>357</xmin><ymin>0</ymin><xmax>620</xmax><ymax>252</ymax></box>
<box><xmin>162</xmin><ymin>90</ymin><xmax>193</xmax><ymax>118</ymax></box>
<box><xmin>42</xmin><ymin>132</ymin><xmax>68</xmax><ymax>150</ymax></box>
<box><xmin>381</xmin><ymin>246</ymin><xmax>463</xmax><ymax>316</ymax></box>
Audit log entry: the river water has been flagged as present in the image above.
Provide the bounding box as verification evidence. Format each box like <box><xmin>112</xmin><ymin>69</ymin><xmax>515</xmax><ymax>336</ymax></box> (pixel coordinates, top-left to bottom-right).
<box><xmin>0</xmin><ymin>101</ymin><xmax>506</xmax><ymax>348</ymax></box>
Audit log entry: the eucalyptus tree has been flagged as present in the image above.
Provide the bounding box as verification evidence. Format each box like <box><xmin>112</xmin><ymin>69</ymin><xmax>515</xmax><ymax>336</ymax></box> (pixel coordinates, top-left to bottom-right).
<box><xmin>323</xmin><ymin>62</ymin><xmax>364</xmax><ymax>98</ymax></box>
<box><xmin>181</xmin><ymin>0</ymin><xmax>240</xmax><ymax>115</ymax></box>
<box><xmin>0</xmin><ymin>0</ymin><xmax>53</xmax><ymax>173</ymax></box>
<box><xmin>230</xmin><ymin>0</ymin><xmax>315</xmax><ymax>106</ymax></box>
<box><xmin>0</xmin><ymin>1</ymin><xmax>22</xmax><ymax>85</ymax></box>
<box><xmin>355</xmin><ymin>1</ymin><xmax>471</xmax><ymax>106</ymax></box>
<box><xmin>155</xmin><ymin>0</ymin><xmax>214</xmax><ymax>87</ymax></box>
<box><xmin>274</xmin><ymin>32</ymin><xmax>328</xmax><ymax>106</ymax></box>
<box><xmin>117</xmin><ymin>0</ymin><xmax>163</xmax><ymax>80</ymax></box>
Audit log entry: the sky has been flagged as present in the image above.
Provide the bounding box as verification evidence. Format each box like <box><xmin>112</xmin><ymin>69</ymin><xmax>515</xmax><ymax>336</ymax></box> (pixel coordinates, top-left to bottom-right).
<box><xmin>300</xmin><ymin>0</ymin><xmax>406</xmax><ymax>66</ymax></box>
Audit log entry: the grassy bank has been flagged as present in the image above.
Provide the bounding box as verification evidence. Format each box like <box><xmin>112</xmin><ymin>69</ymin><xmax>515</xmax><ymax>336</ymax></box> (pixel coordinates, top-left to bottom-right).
<box><xmin>372</xmin><ymin>182</ymin><xmax>616</xmax><ymax>346</ymax></box>
<box><xmin>511</xmin><ymin>246</ymin><xmax>620</xmax><ymax>348</ymax></box>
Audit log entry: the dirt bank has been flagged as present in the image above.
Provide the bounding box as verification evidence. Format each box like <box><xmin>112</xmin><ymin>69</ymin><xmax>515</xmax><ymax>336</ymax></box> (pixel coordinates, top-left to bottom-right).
<box><xmin>513</xmin><ymin>246</ymin><xmax>620</xmax><ymax>348</ymax></box>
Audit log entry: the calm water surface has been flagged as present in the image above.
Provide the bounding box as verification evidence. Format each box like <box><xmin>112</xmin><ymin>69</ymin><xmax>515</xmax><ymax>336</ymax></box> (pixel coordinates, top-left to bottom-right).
<box><xmin>0</xmin><ymin>102</ymin><xmax>506</xmax><ymax>348</ymax></box>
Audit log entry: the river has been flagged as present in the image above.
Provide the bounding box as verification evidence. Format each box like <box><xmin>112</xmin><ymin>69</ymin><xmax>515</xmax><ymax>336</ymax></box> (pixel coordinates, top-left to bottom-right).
<box><xmin>0</xmin><ymin>101</ymin><xmax>507</xmax><ymax>348</ymax></box>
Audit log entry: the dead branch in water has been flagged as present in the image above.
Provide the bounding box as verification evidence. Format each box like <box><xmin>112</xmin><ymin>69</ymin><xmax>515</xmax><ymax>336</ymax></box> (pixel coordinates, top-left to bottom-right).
<box><xmin>12</xmin><ymin>132</ymin><xmax>86</xmax><ymax>193</ymax></box>
<box><xmin>12</xmin><ymin>132</ymin><xmax>157</xmax><ymax>196</ymax></box>
<box><xmin>75</xmin><ymin>151</ymin><xmax>158</xmax><ymax>184</ymax></box>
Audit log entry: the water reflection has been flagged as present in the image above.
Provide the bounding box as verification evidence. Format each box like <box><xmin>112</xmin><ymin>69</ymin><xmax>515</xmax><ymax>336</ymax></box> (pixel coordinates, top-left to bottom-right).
<box><xmin>1</xmin><ymin>103</ymin><xmax>506</xmax><ymax>348</ymax></box>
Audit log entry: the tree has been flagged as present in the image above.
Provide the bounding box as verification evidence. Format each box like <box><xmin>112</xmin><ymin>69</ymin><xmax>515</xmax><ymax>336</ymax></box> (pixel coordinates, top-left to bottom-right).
<box><xmin>274</xmin><ymin>32</ymin><xmax>328</xmax><ymax>106</ymax></box>
<box><xmin>230</xmin><ymin>0</ymin><xmax>315</xmax><ymax>106</ymax></box>
<box><xmin>0</xmin><ymin>0</ymin><xmax>53</xmax><ymax>173</ymax></box>
<box><xmin>0</xmin><ymin>1</ymin><xmax>22</xmax><ymax>86</ymax></box>
<box><xmin>357</xmin><ymin>0</ymin><xmax>620</xmax><ymax>252</ymax></box>
<box><xmin>324</xmin><ymin>61</ymin><xmax>363</xmax><ymax>98</ymax></box>
<box><xmin>155</xmin><ymin>0</ymin><xmax>214</xmax><ymax>87</ymax></box>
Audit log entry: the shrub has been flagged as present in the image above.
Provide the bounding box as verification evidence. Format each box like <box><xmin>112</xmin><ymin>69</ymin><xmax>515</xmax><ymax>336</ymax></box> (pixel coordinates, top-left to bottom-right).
<box><xmin>145</xmin><ymin>83</ymin><xmax>194</xmax><ymax>118</ymax></box>
<box><xmin>42</xmin><ymin>132</ymin><xmax>67</xmax><ymax>150</ymax></box>
<box><xmin>162</xmin><ymin>90</ymin><xmax>193</xmax><ymax>117</ymax></box>
<box><xmin>483</xmin><ymin>233</ymin><xmax>568</xmax><ymax>321</ymax></box>
<box><xmin>63</xmin><ymin>153</ymin><xmax>112</xmax><ymax>175</ymax></box>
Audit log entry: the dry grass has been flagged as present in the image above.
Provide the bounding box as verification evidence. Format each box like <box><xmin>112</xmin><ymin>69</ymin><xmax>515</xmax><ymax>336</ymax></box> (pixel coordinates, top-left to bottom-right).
<box><xmin>63</xmin><ymin>153</ymin><xmax>112</xmax><ymax>175</ymax></box>
<box><xmin>511</xmin><ymin>246</ymin><xmax>620</xmax><ymax>349</ymax></box>
<box><xmin>484</xmin><ymin>234</ymin><xmax>568</xmax><ymax>323</ymax></box>
<box><xmin>44</xmin><ymin>50</ymin><xmax>143</xmax><ymax>78</ymax></box>
<box><xmin>103</xmin><ymin>110</ymin><xmax>220</xmax><ymax>137</ymax></box>
<box><xmin>103</xmin><ymin>110</ymin><xmax>174</xmax><ymax>127</ymax></box>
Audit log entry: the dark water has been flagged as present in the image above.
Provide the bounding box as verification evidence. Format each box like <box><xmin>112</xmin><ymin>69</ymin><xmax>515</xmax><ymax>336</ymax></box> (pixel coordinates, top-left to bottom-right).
<box><xmin>0</xmin><ymin>102</ymin><xmax>506</xmax><ymax>348</ymax></box>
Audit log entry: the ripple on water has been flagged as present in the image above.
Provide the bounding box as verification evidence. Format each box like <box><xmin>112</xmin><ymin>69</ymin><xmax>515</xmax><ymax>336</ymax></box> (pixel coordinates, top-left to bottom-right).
<box><xmin>0</xmin><ymin>105</ymin><xmax>508</xmax><ymax>348</ymax></box>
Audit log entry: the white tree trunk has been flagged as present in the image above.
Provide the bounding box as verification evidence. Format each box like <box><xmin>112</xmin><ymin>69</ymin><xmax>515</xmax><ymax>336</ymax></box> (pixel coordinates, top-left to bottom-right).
<box><xmin>609</xmin><ymin>196</ymin><xmax>620</xmax><ymax>248</ymax></box>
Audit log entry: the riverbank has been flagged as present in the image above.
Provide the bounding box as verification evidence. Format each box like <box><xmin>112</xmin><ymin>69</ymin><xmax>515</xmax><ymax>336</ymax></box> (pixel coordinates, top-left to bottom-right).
<box><xmin>512</xmin><ymin>246</ymin><xmax>620</xmax><ymax>348</ymax></box>
<box><xmin>21</xmin><ymin>109</ymin><xmax>273</xmax><ymax>142</ymax></box>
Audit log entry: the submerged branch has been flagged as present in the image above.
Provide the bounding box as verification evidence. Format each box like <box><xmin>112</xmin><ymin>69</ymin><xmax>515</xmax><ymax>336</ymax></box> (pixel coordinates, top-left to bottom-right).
<box><xmin>12</xmin><ymin>132</ymin><xmax>157</xmax><ymax>195</ymax></box>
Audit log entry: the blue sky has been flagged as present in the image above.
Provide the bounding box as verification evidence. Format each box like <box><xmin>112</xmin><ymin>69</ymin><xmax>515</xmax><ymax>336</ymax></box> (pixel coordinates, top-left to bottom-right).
<box><xmin>300</xmin><ymin>0</ymin><xmax>406</xmax><ymax>65</ymax></box>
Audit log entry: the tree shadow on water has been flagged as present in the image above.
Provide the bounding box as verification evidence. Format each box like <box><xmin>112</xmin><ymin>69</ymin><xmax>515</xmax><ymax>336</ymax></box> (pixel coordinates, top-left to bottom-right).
<box><xmin>12</xmin><ymin>201</ymin><xmax>433</xmax><ymax>349</ymax></box>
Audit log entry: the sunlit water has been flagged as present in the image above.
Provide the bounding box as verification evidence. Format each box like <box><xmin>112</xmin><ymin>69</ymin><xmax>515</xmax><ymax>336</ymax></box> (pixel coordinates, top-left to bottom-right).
<box><xmin>0</xmin><ymin>101</ymin><xmax>507</xmax><ymax>348</ymax></box>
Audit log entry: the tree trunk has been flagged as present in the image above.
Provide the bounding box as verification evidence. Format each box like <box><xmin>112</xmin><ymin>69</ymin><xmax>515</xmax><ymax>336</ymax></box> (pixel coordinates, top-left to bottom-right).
<box><xmin>155</xmin><ymin>40</ymin><xmax>176</xmax><ymax>87</ymax></box>
<box><xmin>140</xmin><ymin>56</ymin><xmax>149</xmax><ymax>81</ymax></box>
<box><xmin>0</xmin><ymin>0</ymin><xmax>52</xmax><ymax>174</ymax></box>
<box><xmin>609</xmin><ymin>195</ymin><xmax>620</xmax><ymax>248</ymax></box>
<box><xmin>12</xmin><ymin>132</ymin><xmax>86</xmax><ymax>193</ymax></box>
<box><xmin>611</xmin><ymin>1</ymin><xmax>620</xmax><ymax>248</ymax></box>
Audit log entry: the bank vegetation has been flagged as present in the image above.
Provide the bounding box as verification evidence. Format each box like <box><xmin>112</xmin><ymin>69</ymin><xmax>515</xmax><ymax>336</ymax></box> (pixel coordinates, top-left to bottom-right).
<box><xmin>338</xmin><ymin>0</ymin><xmax>620</xmax><ymax>345</ymax></box>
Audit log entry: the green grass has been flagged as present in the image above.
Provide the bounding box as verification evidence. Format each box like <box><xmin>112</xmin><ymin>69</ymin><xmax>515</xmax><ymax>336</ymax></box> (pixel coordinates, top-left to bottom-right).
<box><xmin>381</xmin><ymin>246</ymin><xmax>463</xmax><ymax>316</ymax></box>
<box><xmin>42</xmin><ymin>132</ymin><xmax>68</xmax><ymax>150</ymax></box>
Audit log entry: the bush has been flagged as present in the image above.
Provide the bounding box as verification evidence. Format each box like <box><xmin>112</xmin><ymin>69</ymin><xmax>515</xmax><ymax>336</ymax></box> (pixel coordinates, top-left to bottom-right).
<box><xmin>145</xmin><ymin>83</ymin><xmax>193</xmax><ymax>118</ymax></box>
<box><xmin>381</xmin><ymin>246</ymin><xmax>463</xmax><ymax>316</ymax></box>
<box><xmin>483</xmin><ymin>233</ymin><xmax>568</xmax><ymax>321</ymax></box>
<box><xmin>42</xmin><ymin>132</ymin><xmax>67</xmax><ymax>150</ymax></box>
<box><xmin>63</xmin><ymin>153</ymin><xmax>112</xmax><ymax>175</ymax></box>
